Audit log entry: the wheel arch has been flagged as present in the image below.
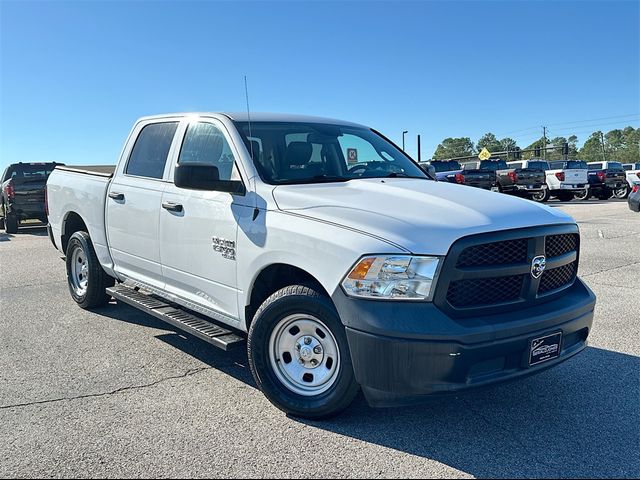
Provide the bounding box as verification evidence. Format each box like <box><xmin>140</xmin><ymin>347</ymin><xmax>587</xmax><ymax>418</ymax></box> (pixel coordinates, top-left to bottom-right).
<box><xmin>245</xmin><ymin>263</ymin><xmax>331</xmax><ymax>330</ymax></box>
<box><xmin>61</xmin><ymin>211</ymin><xmax>89</xmax><ymax>253</ymax></box>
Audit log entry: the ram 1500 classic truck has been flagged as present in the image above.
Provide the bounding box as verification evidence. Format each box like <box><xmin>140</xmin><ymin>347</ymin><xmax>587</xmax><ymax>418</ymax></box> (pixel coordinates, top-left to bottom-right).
<box><xmin>47</xmin><ymin>113</ymin><xmax>596</xmax><ymax>418</ymax></box>
<box><xmin>495</xmin><ymin>161</ymin><xmax>547</xmax><ymax>198</ymax></box>
<box><xmin>435</xmin><ymin>160</ymin><xmax>497</xmax><ymax>190</ymax></box>
<box><xmin>580</xmin><ymin>161</ymin><xmax>627</xmax><ymax>200</ymax></box>
<box><xmin>1</xmin><ymin>162</ymin><xmax>63</xmax><ymax>233</ymax></box>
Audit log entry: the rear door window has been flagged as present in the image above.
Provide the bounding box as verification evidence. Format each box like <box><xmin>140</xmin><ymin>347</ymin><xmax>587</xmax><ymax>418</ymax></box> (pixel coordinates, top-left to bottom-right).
<box><xmin>589</xmin><ymin>163</ymin><xmax>603</xmax><ymax>170</ymax></box>
<box><xmin>126</xmin><ymin>122</ymin><xmax>179</xmax><ymax>179</ymax></box>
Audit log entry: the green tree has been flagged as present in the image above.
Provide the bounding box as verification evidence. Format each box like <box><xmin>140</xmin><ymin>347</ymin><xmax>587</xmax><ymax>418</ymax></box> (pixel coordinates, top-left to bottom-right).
<box><xmin>476</xmin><ymin>132</ymin><xmax>501</xmax><ymax>153</ymax></box>
<box><xmin>605</xmin><ymin>127</ymin><xmax>640</xmax><ymax>163</ymax></box>
<box><xmin>499</xmin><ymin>137</ymin><xmax>518</xmax><ymax>152</ymax></box>
<box><xmin>432</xmin><ymin>137</ymin><xmax>475</xmax><ymax>160</ymax></box>
<box><xmin>579</xmin><ymin>131</ymin><xmax>605</xmax><ymax>162</ymax></box>
<box><xmin>567</xmin><ymin>135</ymin><xmax>579</xmax><ymax>158</ymax></box>
<box><xmin>522</xmin><ymin>137</ymin><xmax>547</xmax><ymax>160</ymax></box>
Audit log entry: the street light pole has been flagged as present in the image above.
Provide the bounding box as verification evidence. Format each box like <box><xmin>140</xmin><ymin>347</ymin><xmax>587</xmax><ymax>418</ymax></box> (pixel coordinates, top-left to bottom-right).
<box><xmin>402</xmin><ymin>130</ymin><xmax>408</xmax><ymax>151</ymax></box>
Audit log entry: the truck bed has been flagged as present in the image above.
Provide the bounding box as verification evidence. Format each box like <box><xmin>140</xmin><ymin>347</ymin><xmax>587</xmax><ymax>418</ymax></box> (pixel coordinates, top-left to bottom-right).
<box><xmin>46</xmin><ymin>166</ymin><xmax>113</xmax><ymax>269</ymax></box>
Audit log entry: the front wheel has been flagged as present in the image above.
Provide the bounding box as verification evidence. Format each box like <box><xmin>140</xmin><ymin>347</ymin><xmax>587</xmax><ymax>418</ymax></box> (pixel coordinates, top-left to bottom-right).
<box><xmin>65</xmin><ymin>231</ymin><xmax>114</xmax><ymax>309</ymax></box>
<box><xmin>248</xmin><ymin>285</ymin><xmax>359</xmax><ymax>419</ymax></box>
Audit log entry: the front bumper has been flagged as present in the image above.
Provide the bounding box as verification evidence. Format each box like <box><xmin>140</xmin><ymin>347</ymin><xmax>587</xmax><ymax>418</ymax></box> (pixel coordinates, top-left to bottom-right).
<box><xmin>333</xmin><ymin>279</ymin><xmax>595</xmax><ymax>407</ymax></box>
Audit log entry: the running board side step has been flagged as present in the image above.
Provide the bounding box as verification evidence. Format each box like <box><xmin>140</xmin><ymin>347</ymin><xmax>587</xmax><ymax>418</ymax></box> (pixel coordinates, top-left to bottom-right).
<box><xmin>106</xmin><ymin>285</ymin><xmax>245</xmax><ymax>351</ymax></box>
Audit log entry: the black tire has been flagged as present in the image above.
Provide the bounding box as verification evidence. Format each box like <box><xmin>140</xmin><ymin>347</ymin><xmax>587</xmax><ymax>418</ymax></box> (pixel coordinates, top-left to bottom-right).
<box><xmin>65</xmin><ymin>231</ymin><xmax>114</xmax><ymax>309</ymax></box>
<box><xmin>556</xmin><ymin>192</ymin><xmax>574</xmax><ymax>202</ymax></box>
<box><xmin>5</xmin><ymin>213</ymin><xmax>18</xmax><ymax>234</ymax></box>
<box><xmin>574</xmin><ymin>189</ymin><xmax>590</xmax><ymax>201</ymax></box>
<box><xmin>248</xmin><ymin>284</ymin><xmax>359</xmax><ymax>419</ymax></box>
<box><xmin>531</xmin><ymin>189</ymin><xmax>550</xmax><ymax>203</ymax></box>
<box><xmin>597</xmin><ymin>192</ymin><xmax>612</xmax><ymax>200</ymax></box>
<box><xmin>0</xmin><ymin>216</ymin><xmax>4</xmax><ymax>230</ymax></box>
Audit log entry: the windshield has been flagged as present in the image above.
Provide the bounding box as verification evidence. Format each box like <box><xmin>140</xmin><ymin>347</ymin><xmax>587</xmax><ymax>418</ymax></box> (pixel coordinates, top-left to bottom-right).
<box><xmin>234</xmin><ymin>122</ymin><xmax>428</xmax><ymax>184</ymax></box>
<box><xmin>565</xmin><ymin>160</ymin><xmax>588</xmax><ymax>169</ymax></box>
<box><xmin>430</xmin><ymin>160</ymin><xmax>461</xmax><ymax>172</ymax></box>
<box><xmin>480</xmin><ymin>160</ymin><xmax>508</xmax><ymax>171</ymax></box>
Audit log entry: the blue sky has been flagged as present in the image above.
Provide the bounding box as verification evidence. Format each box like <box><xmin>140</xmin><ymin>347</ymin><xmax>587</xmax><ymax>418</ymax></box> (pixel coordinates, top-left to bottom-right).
<box><xmin>1</xmin><ymin>0</ymin><xmax>638</xmax><ymax>171</ymax></box>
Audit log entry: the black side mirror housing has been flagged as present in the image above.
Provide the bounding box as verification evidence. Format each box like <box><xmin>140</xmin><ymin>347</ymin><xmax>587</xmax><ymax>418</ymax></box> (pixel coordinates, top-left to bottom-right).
<box><xmin>174</xmin><ymin>163</ymin><xmax>246</xmax><ymax>195</ymax></box>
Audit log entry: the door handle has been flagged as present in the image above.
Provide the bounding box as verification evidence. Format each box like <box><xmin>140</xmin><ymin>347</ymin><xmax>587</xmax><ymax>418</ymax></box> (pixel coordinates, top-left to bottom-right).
<box><xmin>108</xmin><ymin>192</ymin><xmax>125</xmax><ymax>201</ymax></box>
<box><xmin>162</xmin><ymin>201</ymin><xmax>183</xmax><ymax>213</ymax></box>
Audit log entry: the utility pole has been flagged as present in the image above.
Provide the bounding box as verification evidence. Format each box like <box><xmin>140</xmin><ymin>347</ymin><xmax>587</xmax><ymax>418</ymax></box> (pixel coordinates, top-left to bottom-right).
<box><xmin>542</xmin><ymin>126</ymin><xmax>547</xmax><ymax>160</ymax></box>
<box><xmin>402</xmin><ymin>131</ymin><xmax>408</xmax><ymax>151</ymax></box>
<box><xmin>417</xmin><ymin>135</ymin><xmax>421</xmax><ymax>162</ymax></box>
<box><xmin>600</xmin><ymin>132</ymin><xmax>607</xmax><ymax>161</ymax></box>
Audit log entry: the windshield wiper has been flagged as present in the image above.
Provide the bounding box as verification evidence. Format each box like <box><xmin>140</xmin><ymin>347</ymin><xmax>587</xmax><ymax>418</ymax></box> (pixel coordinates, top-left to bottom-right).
<box><xmin>277</xmin><ymin>175</ymin><xmax>351</xmax><ymax>185</ymax></box>
<box><xmin>384</xmin><ymin>172</ymin><xmax>428</xmax><ymax>179</ymax></box>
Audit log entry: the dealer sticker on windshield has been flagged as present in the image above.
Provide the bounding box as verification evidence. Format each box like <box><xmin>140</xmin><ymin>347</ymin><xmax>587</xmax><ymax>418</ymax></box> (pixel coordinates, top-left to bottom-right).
<box><xmin>529</xmin><ymin>332</ymin><xmax>562</xmax><ymax>366</ymax></box>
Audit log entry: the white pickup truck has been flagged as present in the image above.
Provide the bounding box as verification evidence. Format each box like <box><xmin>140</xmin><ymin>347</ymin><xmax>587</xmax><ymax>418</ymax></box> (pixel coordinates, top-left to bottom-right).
<box><xmin>47</xmin><ymin>113</ymin><xmax>596</xmax><ymax>418</ymax></box>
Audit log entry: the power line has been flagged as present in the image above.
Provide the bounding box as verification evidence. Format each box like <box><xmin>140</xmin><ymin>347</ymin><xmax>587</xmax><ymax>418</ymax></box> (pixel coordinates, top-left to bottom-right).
<box><xmin>495</xmin><ymin>113</ymin><xmax>639</xmax><ymax>138</ymax></box>
<box><xmin>545</xmin><ymin>113</ymin><xmax>639</xmax><ymax>127</ymax></box>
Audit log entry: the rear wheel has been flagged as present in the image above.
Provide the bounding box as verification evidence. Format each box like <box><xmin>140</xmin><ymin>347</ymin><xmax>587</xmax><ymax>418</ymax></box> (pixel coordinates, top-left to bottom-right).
<box><xmin>574</xmin><ymin>189</ymin><xmax>590</xmax><ymax>201</ymax></box>
<box><xmin>613</xmin><ymin>185</ymin><xmax>630</xmax><ymax>199</ymax></box>
<box><xmin>65</xmin><ymin>231</ymin><xmax>114</xmax><ymax>309</ymax></box>
<box><xmin>5</xmin><ymin>213</ymin><xmax>18</xmax><ymax>234</ymax></box>
<box><xmin>248</xmin><ymin>284</ymin><xmax>359</xmax><ymax>419</ymax></box>
<box><xmin>531</xmin><ymin>189</ymin><xmax>550</xmax><ymax>202</ymax></box>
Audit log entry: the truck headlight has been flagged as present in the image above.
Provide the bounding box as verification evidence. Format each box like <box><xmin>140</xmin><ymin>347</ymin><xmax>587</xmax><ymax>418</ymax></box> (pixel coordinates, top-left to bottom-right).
<box><xmin>341</xmin><ymin>255</ymin><xmax>441</xmax><ymax>301</ymax></box>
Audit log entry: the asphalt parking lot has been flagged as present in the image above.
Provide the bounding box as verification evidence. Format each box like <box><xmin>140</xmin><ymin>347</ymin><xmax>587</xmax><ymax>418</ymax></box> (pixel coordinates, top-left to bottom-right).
<box><xmin>0</xmin><ymin>199</ymin><xmax>638</xmax><ymax>479</ymax></box>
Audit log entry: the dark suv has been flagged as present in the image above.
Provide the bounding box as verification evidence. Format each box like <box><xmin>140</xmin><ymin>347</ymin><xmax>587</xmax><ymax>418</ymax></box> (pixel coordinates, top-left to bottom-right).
<box><xmin>1</xmin><ymin>162</ymin><xmax>62</xmax><ymax>233</ymax></box>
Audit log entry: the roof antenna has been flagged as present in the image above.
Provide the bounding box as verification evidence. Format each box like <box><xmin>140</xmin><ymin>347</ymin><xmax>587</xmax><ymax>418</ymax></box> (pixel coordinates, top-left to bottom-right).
<box><xmin>245</xmin><ymin>75</ymin><xmax>259</xmax><ymax>221</ymax></box>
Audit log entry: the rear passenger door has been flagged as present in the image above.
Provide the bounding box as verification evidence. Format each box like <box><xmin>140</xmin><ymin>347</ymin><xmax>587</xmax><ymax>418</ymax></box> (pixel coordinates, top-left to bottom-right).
<box><xmin>106</xmin><ymin>120</ymin><xmax>180</xmax><ymax>289</ymax></box>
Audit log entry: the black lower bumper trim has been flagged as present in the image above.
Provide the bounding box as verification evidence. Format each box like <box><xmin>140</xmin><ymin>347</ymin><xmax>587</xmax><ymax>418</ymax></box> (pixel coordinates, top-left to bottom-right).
<box><xmin>333</xmin><ymin>279</ymin><xmax>595</xmax><ymax>407</ymax></box>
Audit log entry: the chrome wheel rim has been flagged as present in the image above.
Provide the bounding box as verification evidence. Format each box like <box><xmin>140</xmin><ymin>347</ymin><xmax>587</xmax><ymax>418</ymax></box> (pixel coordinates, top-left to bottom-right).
<box><xmin>575</xmin><ymin>189</ymin><xmax>589</xmax><ymax>200</ymax></box>
<box><xmin>269</xmin><ymin>314</ymin><xmax>340</xmax><ymax>396</ymax></box>
<box><xmin>613</xmin><ymin>187</ymin><xmax>628</xmax><ymax>198</ymax></box>
<box><xmin>70</xmin><ymin>245</ymin><xmax>89</xmax><ymax>296</ymax></box>
<box><xmin>532</xmin><ymin>191</ymin><xmax>545</xmax><ymax>201</ymax></box>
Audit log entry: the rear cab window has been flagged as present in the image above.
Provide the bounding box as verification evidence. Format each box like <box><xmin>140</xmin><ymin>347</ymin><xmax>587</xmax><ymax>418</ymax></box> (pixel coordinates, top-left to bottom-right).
<box><xmin>566</xmin><ymin>161</ymin><xmax>588</xmax><ymax>169</ymax></box>
<box><xmin>526</xmin><ymin>161</ymin><xmax>549</xmax><ymax>170</ymax></box>
<box><xmin>126</xmin><ymin>122</ymin><xmax>179</xmax><ymax>179</ymax></box>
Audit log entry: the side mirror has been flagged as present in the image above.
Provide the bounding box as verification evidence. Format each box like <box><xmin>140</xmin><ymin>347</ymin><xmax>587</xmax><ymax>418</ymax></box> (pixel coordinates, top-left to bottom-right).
<box><xmin>174</xmin><ymin>163</ymin><xmax>246</xmax><ymax>195</ymax></box>
<box><xmin>419</xmin><ymin>163</ymin><xmax>436</xmax><ymax>179</ymax></box>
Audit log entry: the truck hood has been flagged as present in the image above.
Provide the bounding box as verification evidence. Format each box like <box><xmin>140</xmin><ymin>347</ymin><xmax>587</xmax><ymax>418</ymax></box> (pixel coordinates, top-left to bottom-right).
<box><xmin>271</xmin><ymin>178</ymin><xmax>574</xmax><ymax>255</ymax></box>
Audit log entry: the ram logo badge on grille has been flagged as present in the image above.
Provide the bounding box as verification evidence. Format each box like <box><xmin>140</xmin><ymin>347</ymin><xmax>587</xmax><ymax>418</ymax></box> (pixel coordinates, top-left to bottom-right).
<box><xmin>531</xmin><ymin>255</ymin><xmax>546</xmax><ymax>279</ymax></box>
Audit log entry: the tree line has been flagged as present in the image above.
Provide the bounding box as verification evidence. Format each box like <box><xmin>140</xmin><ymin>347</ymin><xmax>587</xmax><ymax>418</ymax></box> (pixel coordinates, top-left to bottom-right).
<box><xmin>432</xmin><ymin>126</ymin><xmax>640</xmax><ymax>163</ymax></box>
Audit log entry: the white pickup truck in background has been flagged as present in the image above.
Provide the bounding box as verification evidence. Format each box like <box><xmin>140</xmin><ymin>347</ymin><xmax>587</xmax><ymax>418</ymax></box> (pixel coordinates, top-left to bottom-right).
<box><xmin>46</xmin><ymin>113</ymin><xmax>596</xmax><ymax>418</ymax></box>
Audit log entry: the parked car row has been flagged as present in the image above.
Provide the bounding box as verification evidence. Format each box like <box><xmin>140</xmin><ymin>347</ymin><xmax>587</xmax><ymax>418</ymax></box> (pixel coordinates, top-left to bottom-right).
<box><xmin>421</xmin><ymin>158</ymin><xmax>640</xmax><ymax>204</ymax></box>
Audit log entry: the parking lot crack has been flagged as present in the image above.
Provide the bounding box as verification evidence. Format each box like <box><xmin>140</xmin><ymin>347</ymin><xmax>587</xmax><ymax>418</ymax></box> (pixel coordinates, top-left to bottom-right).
<box><xmin>0</xmin><ymin>367</ymin><xmax>212</xmax><ymax>410</ymax></box>
<box><xmin>581</xmin><ymin>260</ymin><xmax>640</xmax><ymax>278</ymax></box>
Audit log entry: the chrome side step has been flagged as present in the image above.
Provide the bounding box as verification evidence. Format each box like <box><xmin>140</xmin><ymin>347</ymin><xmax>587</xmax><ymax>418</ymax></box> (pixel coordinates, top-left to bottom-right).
<box><xmin>106</xmin><ymin>284</ymin><xmax>245</xmax><ymax>351</ymax></box>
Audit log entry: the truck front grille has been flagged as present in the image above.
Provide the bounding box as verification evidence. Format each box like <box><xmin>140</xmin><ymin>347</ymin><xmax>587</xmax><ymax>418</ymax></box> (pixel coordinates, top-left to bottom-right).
<box><xmin>456</xmin><ymin>238</ymin><xmax>527</xmax><ymax>267</ymax></box>
<box><xmin>436</xmin><ymin>225</ymin><xmax>580</xmax><ymax>316</ymax></box>
<box><xmin>447</xmin><ymin>275</ymin><xmax>525</xmax><ymax>308</ymax></box>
